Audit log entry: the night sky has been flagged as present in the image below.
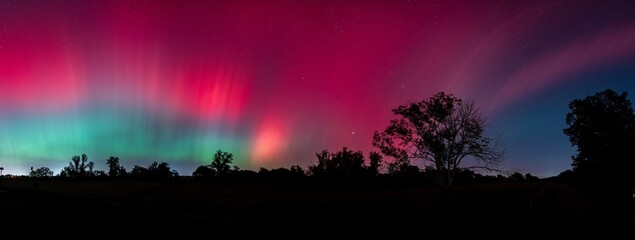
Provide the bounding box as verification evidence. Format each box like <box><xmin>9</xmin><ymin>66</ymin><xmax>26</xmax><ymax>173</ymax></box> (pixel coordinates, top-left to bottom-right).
<box><xmin>1</xmin><ymin>0</ymin><xmax>635</xmax><ymax>177</ymax></box>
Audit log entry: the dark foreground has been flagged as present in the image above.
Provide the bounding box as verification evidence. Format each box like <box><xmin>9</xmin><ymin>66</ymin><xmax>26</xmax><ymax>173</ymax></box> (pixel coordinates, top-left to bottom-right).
<box><xmin>0</xmin><ymin>179</ymin><xmax>632</xmax><ymax>239</ymax></box>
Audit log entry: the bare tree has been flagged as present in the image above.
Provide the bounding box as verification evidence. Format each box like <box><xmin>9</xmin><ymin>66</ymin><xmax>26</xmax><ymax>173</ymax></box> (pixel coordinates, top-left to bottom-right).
<box><xmin>373</xmin><ymin>92</ymin><xmax>503</xmax><ymax>188</ymax></box>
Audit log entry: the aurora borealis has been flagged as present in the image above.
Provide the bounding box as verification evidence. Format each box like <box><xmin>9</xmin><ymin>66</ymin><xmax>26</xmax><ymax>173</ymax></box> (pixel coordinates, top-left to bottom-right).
<box><xmin>1</xmin><ymin>0</ymin><xmax>635</xmax><ymax>176</ymax></box>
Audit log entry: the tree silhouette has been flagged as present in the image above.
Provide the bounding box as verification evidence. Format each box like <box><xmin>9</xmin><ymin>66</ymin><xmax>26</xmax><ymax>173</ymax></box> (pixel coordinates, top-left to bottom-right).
<box><xmin>289</xmin><ymin>165</ymin><xmax>306</xmax><ymax>177</ymax></box>
<box><xmin>308</xmin><ymin>150</ymin><xmax>330</xmax><ymax>176</ymax></box>
<box><xmin>130</xmin><ymin>162</ymin><xmax>178</xmax><ymax>178</ymax></box>
<box><xmin>192</xmin><ymin>165</ymin><xmax>216</xmax><ymax>177</ymax></box>
<box><xmin>210</xmin><ymin>150</ymin><xmax>233</xmax><ymax>176</ymax></box>
<box><xmin>308</xmin><ymin>147</ymin><xmax>369</xmax><ymax>177</ymax></box>
<box><xmin>563</xmin><ymin>89</ymin><xmax>635</xmax><ymax>202</ymax></box>
<box><xmin>29</xmin><ymin>166</ymin><xmax>53</xmax><ymax>177</ymax></box>
<box><xmin>87</xmin><ymin>161</ymin><xmax>95</xmax><ymax>177</ymax></box>
<box><xmin>509</xmin><ymin>172</ymin><xmax>525</xmax><ymax>182</ymax></box>
<box><xmin>524</xmin><ymin>173</ymin><xmax>539</xmax><ymax>182</ymax></box>
<box><xmin>93</xmin><ymin>170</ymin><xmax>107</xmax><ymax>177</ymax></box>
<box><xmin>106</xmin><ymin>156</ymin><xmax>127</xmax><ymax>177</ymax></box>
<box><xmin>387</xmin><ymin>157</ymin><xmax>420</xmax><ymax>177</ymax></box>
<box><xmin>373</xmin><ymin>92</ymin><xmax>503</xmax><ymax>189</ymax></box>
<box><xmin>0</xmin><ymin>166</ymin><xmax>3</xmax><ymax>175</ymax></box>
<box><xmin>368</xmin><ymin>151</ymin><xmax>382</xmax><ymax>176</ymax></box>
<box><xmin>130</xmin><ymin>165</ymin><xmax>148</xmax><ymax>177</ymax></box>
<box><xmin>147</xmin><ymin>162</ymin><xmax>160</xmax><ymax>173</ymax></box>
<box><xmin>60</xmin><ymin>154</ymin><xmax>95</xmax><ymax>177</ymax></box>
<box><xmin>155</xmin><ymin>162</ymin><xmax>178</xmax><ymax>178</ymax></box>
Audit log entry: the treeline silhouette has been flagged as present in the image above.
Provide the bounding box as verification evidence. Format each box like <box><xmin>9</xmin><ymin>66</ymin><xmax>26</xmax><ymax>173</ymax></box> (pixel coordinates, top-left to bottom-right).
<box><xmin>28</xmin><ymin>155</ymin><xmax>179</xmax><ymax>179</ymax></box>
<box><xmin>5</xmin><ymin>89</ymin><xmax>632</xmax><ymax>206</ymax></box>
<box><xmin>22</xmin><ymin>147</ymin><xmax>539</xmax><ymax>190</ymax></box>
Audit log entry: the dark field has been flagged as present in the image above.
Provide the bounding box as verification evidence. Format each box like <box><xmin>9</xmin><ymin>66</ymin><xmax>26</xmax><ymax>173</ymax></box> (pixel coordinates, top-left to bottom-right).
<box><xmin>0</xmin><ymin>178</ymin><xmax>632</xmax><ymax>239</ymax></box>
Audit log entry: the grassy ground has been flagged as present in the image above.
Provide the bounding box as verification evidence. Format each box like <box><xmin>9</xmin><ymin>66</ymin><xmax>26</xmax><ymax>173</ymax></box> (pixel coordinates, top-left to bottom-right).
<box><xmin>0</xmin><ymin>178</ymin><xmax>632</xmax><ymax>239</ymax></box>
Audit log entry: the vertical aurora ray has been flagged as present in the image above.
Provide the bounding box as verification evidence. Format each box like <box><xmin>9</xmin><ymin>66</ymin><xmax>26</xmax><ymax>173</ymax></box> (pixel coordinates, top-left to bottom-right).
<box><xmin>1</xmin><ymin>0</ymin><xmax>635</xmax><ymax>176</ymax></box>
